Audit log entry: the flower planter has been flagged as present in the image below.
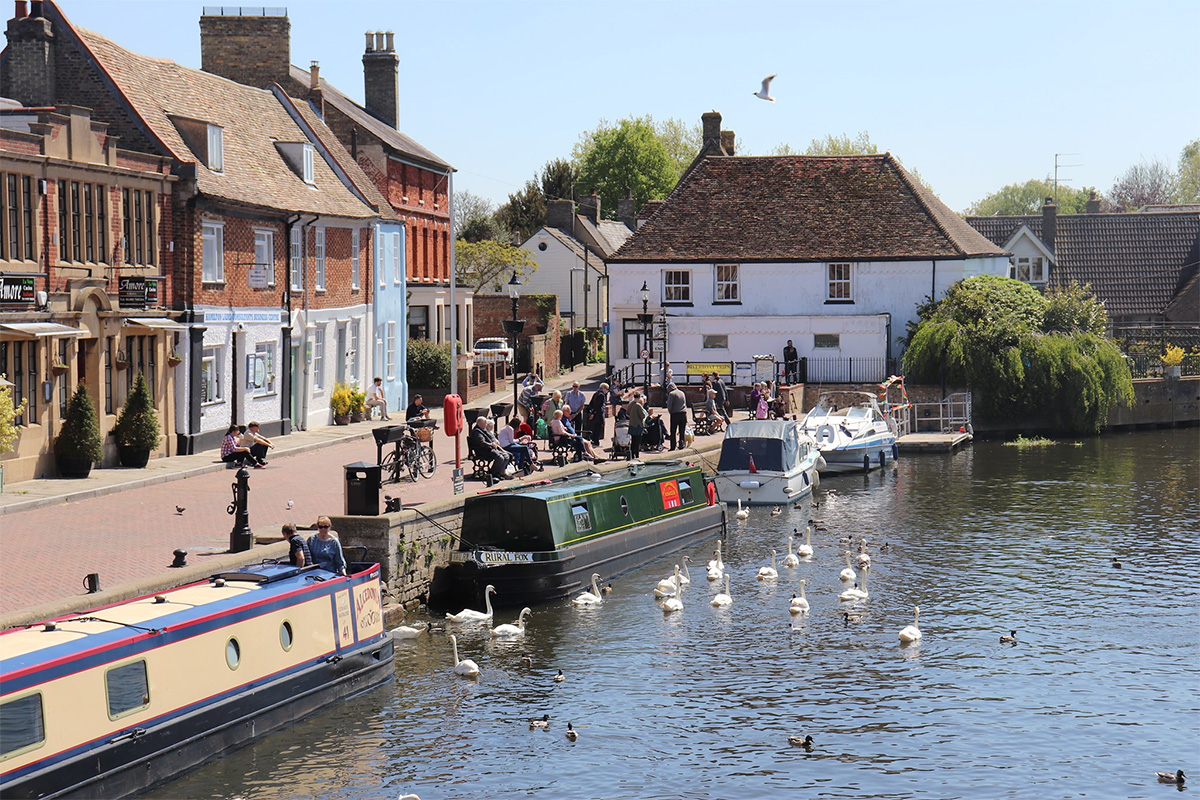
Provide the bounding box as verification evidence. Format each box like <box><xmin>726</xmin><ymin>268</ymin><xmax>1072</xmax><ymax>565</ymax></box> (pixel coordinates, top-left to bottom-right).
<box><xmin>334</xmin><ymin>414</ymin><xmax>351</xmax><ymax>426</ymax></box>
<box><xmin>117</xmin><ymin>444</ymin><xmax>151</xmax><ymax>468</ymax></box>
<box><xmin>167</xmin><ymin>356</ymin><xmax>183</xmax><ymax>368</ymax></box>
<box><xmin>115</xmin><ymin>359</ymin><xmax>128</xmax><ymax>370</ymax></box>
<box><xmin>51</xmin><ymin>364</ymin><xmax>68</xmax><ymax>376</ymax></box>
<box><xmin>56</xmin><ymin>455</ymin><xmax>94</xmax><ymax>479</ymax></box>
<box><xmin>350</xmin><ymin>411</ymin><xmax>365</xmax><ymax>423</ymax></box>
<box><xmin>1166</xmin><ymin>365</ymin><xmax>1182</xmax><ymax>379</ymax></box>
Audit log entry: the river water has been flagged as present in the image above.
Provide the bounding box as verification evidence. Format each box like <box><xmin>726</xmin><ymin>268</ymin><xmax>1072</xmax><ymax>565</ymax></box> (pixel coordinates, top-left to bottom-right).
<box><xmin>158</xmin><ymin>429</ymin><xmax>1198</xmax><ymax>800</ymax></box>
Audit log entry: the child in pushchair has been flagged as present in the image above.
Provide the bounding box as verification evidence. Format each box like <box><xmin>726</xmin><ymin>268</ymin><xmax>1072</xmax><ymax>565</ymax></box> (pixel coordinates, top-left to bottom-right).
<box><xmin>641</xmin><ymin>413</ymin><xmax>667</xmax><ymax>452</ymax></box>
<box><xmin>611</xmin><ymin>421</ymin><xmax>632</xmax><ymax>460</ymax></box>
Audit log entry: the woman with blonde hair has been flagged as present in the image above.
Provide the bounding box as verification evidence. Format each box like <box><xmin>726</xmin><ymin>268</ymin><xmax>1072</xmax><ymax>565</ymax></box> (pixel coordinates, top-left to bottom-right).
<box><xmin>309</xmin><ymin>516</ymin><xmax>347</xmax><ymax>575</ymax></box>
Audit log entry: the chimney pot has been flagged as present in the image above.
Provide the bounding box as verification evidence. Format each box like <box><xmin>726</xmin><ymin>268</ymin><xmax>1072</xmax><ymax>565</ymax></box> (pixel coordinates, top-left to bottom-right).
<box><xmin>385</xmin><ymin>30</ymin><xmax>394</xmax><ymax>51</ymax></box>
<box><xmin>309</xmin><ymin>60</ymin><xmax>320</xmax><ymax>89</ymax></box>
<box><xmin>15</xmin><ymin>0</ymin><xmax>28</xmax><ymax>18</ymax></box>
<box><xmin>1042</xmin><ymin>197</ymin><xmax>1058</xmax><ymax>254</ymax></box>
<box><xmin>29</xmin><ymin>0</ymin><xmax>41</xmax><ymax>18</ymax></box>
<box><xmin>1086</xmin><ymin>190</ymin><xmax>1101</xmax><ymax>214</ymax></box>
<box><xmin>375</xmin><ymin>31</ymin><xmax>385</xmax><ymax>51</ymax></box>
<box><xmin>364</xmin><ymin>31</ymin><xmax>374</xmax><ymax>52</ymax></box>
<box><xmin>363</xmin><ymin>27</ymin><xmax>400</xmax><ymax>129</ymax></box>
<box><xmin>720</xmin><ymin>130</ymin><xmax>735</xmax><ymax>156</ymax></box>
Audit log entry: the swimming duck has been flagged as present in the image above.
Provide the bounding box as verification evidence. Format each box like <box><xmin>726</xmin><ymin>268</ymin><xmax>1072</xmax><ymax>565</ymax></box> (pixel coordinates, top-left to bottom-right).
<box><xmin>1111</xmin><ymin>556</ymin><xmax>1122</xmax><ymax>569</ymax></box>
<box><xmin>519</xmin><ymin>652</ymin><xmax>533</xmax><ymax>667</ymax></box>
<box><xmin>843</xmin><ymin>610</ymin><xmax>865</xmax><ymax>625</ymax></box>
<box><xmin>770</xmin><ymin>505</ymin><xmax>782</xmax><ymax>517</ymax></box>
<box><xmin>566</xmin><ymin>722</ymin><xmax>579</xmax><ymax>741</ymax></box>
<box><xmin>788</xmin><ymin>734</ymin><xmax>814</xmax><ymax>749</ymax></box>
<box><xmin>529</xmin><ymin>713</ymin><xmax>550</xmax><ymax>730</ymax></box>
<box><xmin>1156</xmin><ymin>770</ymin><xmax>1185</xmax><ymax>784</ymax></box>
<box><xmin>1000</xmin><ymin>630</ymin><xmax>1018</xmax><ymax>645</ymax></box>
<box><xmin>553</xmin><ymin>669</ymin><xmax>565</xmax><ymax>683</ymax></box>
<box><xmin>601</xmin><ymin>583</ymin><xmax>615</xmax><ymax>595</ymax></box>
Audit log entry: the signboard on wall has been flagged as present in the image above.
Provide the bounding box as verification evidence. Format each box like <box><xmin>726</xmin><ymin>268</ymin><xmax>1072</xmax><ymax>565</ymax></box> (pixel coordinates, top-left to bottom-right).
<box><xmin>118</xmin><ymin>276</ymin><xmax>158</xmax><ymax>309</ymax></box>
<box><xmin>0</xmin><ymin>276</ymin><xmax>35</xmax><ymax>304</ymax></box>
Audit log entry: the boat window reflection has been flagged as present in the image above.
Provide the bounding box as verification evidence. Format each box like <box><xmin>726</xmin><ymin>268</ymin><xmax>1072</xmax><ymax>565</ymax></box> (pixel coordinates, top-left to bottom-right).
<box><xmin>279</xmin><ymin>621</ymin><xmax>294</xmax><ymax>651</ymax></box>
<box><xmin>225</xmin><ymin>638</ymin><xmax>241</xmax><ymax>670</ymax></box>
<box><xmin>0</xmin><ymin>693</ymin><xmax>45</xmax><ymax>757</ymax></box>
<box><xmin>678</xmin><ymin>481</ymin><xmax>693</xmax><ymax>504</ymax></box>
<box><xmin>620</xmin><ymin>496</ymin><xmax>629</xmax><ymax>516</ymax></box>
<box><xmin>571</xmin><ymin>503</ymin><xmax>592</xmax><ymax>533</ymax></box>
<box><xmin>106</xmin><ymin>660</ymin><xmax>149</xmax><ymax>719</ymax></box>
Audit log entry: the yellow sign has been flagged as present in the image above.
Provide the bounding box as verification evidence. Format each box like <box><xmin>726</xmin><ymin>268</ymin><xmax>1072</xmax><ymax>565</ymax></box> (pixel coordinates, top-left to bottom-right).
<box><xmin>335</xmin><ymin>589</ymin><xmax>354</xmax><ymax>648</ymax></box>
<box><xmin>686</xmin><ymin>362</ymin><xmax>732</xmax><ymax>375</ymax></box>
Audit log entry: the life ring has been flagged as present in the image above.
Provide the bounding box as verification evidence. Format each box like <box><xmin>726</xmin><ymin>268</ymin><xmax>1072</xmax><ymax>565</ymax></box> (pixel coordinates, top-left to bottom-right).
<box><xmin>815</xmin><ymin>424</ymin><xmax>836</xmax><ymax>445</ymax></box>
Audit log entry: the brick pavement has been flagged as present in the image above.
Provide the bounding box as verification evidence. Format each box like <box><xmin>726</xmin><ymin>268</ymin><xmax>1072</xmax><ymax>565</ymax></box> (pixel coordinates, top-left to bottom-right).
<box><xmin>0</xmin><ymin>364</ymin><xmax>615</xmax><ymax>614</ymax></box>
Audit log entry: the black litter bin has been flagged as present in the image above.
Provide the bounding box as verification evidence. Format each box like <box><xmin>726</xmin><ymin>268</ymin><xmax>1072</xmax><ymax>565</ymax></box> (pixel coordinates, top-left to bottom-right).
<box><xmin>344</xmin><ymin>461</ymin><xmax>382</xmax><ymax>516</ymax></box>
<box><xmin>490</xmin><ymin>401</ymin><xmax>514</xmax><ymax>426</ymax></box>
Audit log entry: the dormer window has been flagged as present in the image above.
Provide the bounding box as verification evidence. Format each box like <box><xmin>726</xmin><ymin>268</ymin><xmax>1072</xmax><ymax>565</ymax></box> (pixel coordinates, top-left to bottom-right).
<box><xmin>206</xmin><ymin>125</ymin><xmax>224</xmax><ymax>172</ymax></box>
<box><xmin>275</xmin><ymin>142</ymin><xmax>316</xmax><ymax>186</ymax></box>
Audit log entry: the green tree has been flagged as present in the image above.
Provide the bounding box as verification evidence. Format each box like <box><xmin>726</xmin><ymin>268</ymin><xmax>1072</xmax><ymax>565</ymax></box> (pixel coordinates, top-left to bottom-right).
<box><xmin>495</xmin><ymin>178</ymin><xmax>546</xmax><ymax>244</ymax></box>
<box><xmin>406</xmin><ymin>339</ymin><xmax>452</xmax><ymax>390</ymax></box>
<box><xmin>654</xmin><ymin>117</ymin><xmax>702</xmax><ymax>178</ymax></box>
<box><xmin>453</xmin><ymin>190</ymin><xmax>498</xmax><ymax>241</ymax></box>
<box><xmin>1109</xmin><ymin>158</ymin><xmax>1176</xmax><ymax>210</ymax></box>
<box><xmin>54</xmin><ymin>383</ymin><xmax>102</xmax><ymax>463</ymax></box>
<box><xmin>112</xmin><ymin>371</ymin><xmax>160</xmax><ymax>450</ymax></box>
<box><xmin>1173</xmin><ymin>139</ymin><xmax>1200</xmax><ymax>204</ymax></box>
<box><xmin>574</xmin><ymin>116</ymin><xmax>677</xmax><ymax>218</ymax></box>
<box><xmin>965</xmin><ymin>178</ymin><xmax>1098</xmax><ymax>216</ymax></box>
<box><xmin>540</xmin><ymin>158</ymin><xmax>577</xmax><ymax>204</ymax></box>
<box><xmin>0</xmin><ymin>375</ymin><xmax>27</xmax><ymax>454</ymax></box>
<box><xmin>454</xmin><ymin>238</ymin><xmax>538</xmax><ymax>292</ymax></box>
<box><xmin>805</xmin><ymin>131</ymin><xmax>879</xmax><ymax>155</ymax></box>
<box><xmin>903</xmin><ymin>275</ymin><xmax>1132</xmax><ymax>434</ymax></box>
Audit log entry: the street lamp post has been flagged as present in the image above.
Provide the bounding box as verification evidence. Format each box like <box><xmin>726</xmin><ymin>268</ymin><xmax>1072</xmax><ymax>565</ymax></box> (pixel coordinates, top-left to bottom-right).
<box><xmin>636</xmin><ymin>280</ymin><xmax>652</xmax><ymax>398</ymax></box>
<box><xmin>502</xmin><ymin>272</ymin><xmax>525</xmax><ymax>421</ymax></box>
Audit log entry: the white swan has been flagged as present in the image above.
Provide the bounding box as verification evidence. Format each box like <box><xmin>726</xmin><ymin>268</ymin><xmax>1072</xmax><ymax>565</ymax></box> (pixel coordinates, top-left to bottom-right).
<box><xmin>789</xmin><ymin>579</ymin><xmax>810</xmax><ymax>613</ymax></box>
<box><xmin>389</xmin><ymin>622</ymin><xmax>428</xmax><ymax>639</ymax></box>
<box><xmin>450</xmin><ymin>634</ymin><xmax>479</xmax><ymax>678</ymax></box>
<box><xmin>708</xmin><ymin>541</ymin><xmax>725</xmax><ymax>573</ymax></box>
<box><xmin>735</xmin><ymin>498</ymin><xmax>749</xmax><ymax>521</ymax></box>
<box><xmin>839</xmin><ymin>552</ymin><xmax>856</xmax><ymax>583</ymax></box>
<box><xmin>796</xmin><ymin>526</ymin><xmax>814</xmax><ymax>558</ymax></box>
<box><xmin>838</xmin><ymin>568</ymin><xmax>869</xmax><ymax>601</ymax></box>
<box><xmin>663</xmin><ymin>566</ymin><xmax>684</xmax><ymax>613</ymax></box>
<box><xmin>491</xmin><ymin>607</ymin><xmax>531</xmax><ymax>638</ymax></box>
<box><xmin>654</xmin><ymin>568</ymin><xmax>681</xmax><ymax>599</ymax></box>
<box><xmin>898</xmin><ymin>605</ymin><xmax>921</xmax><ymax>643</ymax></box>
<box><xmin>446</xmin><ymin>585</ymin><xmax>496</xmax><ymax>622</ymax></box>
<box><xmin>783</xmin><ymin>536</ymin><xmax>800</xmax><ymax>568</ymax></box>
<box><xmin>855</xmin><ymin>540</ymin><xmax>871</xmax><ymax>570</ymax></box>
<box><xmin>677</xmin><ymin>556</ymin><xmax>692</xmax><ymax>585</ymax></box>
<box><xmin>757</xmin><ymin>550</ymin><xmax>778</xmax><ymax>580</ymax></box>
<box><xmin>572</xmin><ymin>573</ymin><xmax>604</xmax><ymax>605</ymax></box>
<box><xmin>711</xmin><ymin>574</ymin><xmax>733</xmax><ymax>607</ymax></box>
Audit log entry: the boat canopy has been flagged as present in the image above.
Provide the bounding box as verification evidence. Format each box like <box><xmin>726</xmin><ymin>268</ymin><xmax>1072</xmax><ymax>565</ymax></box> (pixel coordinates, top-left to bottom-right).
<box><xmin>717</xmin><ymin>419</ymin><xmax>806</xmax><ymax>474</ymax></box>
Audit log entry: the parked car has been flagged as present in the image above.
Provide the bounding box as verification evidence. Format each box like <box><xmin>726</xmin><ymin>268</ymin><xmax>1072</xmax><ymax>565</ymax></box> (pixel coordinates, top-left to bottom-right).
<box><xmin>473</xmin><ymin>337</ymin><xmax>513</xmax><ymax>365</ymax></box>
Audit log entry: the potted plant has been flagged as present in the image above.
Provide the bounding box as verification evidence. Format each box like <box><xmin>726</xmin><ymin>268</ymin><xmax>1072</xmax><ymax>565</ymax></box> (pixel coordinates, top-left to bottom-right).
<box><xmin>51</xmin><ymin>361</ymin><xmax>69</xmax><ymax>376</ymax></box>
<box><xmin>349</xmin><ymin>386</ymin><xmax>366</xmax><ymax>423</ymax></box>
<box><xmin>112</xmin><ymin>372</ymin><xmax>160</xmax><ymax>468</ymax></box>
<box><xmin>114</xmin><ymin>350</ymin><xmax>128</xmax><ymax>370</ymax></box>
<box><xmin>330</xmin><ymin>382</ymin><xmax>353</xmax><ymax>425</ymax></box>
<box><xmin>167</xmin><ymin>350</ymin><xmax>183</xmax><ymax>367</ymax></box>
<box><xmin>54</xmin><ymin>384</ymin><xmax>102</xmax><ymax>478</ymax></box>
<box><xmin>1161</xmin><ymin>345</ymin><xmax>1184</xmax><ymax>379</ymax></box>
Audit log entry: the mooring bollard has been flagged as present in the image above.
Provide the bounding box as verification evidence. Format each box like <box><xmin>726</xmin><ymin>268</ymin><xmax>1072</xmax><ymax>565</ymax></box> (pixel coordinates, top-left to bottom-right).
<box><xmin>83</xmin><ymin>573</ymin><xmax>100</xmax><ymax>593</ymax></box>
<box><xmin>227</xmin><ymin>464</ymin><xmax>253</xmax><ymax>553</ymax></box>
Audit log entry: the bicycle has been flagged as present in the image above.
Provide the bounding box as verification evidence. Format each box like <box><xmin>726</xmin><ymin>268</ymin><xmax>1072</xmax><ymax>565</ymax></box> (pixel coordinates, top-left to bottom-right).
<box><xmin>409</xmin><ymin>419</ymin><xmax>439</xmax><ymax>478</ymax></box>
<box><xmin>380</xmin><ymin>432</ymin><xmax>420</xmax><ymax>483</ymax></box>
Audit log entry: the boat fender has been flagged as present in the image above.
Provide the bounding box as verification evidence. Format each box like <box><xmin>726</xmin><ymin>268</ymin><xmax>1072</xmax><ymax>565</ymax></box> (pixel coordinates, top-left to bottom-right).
<box><xmin>802</xmin><ymin>471</ymin><xmax>809</xmax><ymax>486</ymax></box>
<box><xmin>879</xmin><ymin>451</ymin><xmax>886</xmax><ymax>468</ymax></box>
<box><xmin>705</xmin><ymin>480</ymin><xmax>717</xmax><ymax>506</ymax></box>
<box><xmin>815</xmin><ymin>424</ymin><xmax>836</xmax><ymax>445</ymax></box>
<box><xmin>863</xmin><ymin>454</ymin><xmax>871</xmax><ymax>472</ymax></box>
<box><xmin>892</xmin><ymin>443</ymin><xmax>899</xmax><ymax>460</ymax></box>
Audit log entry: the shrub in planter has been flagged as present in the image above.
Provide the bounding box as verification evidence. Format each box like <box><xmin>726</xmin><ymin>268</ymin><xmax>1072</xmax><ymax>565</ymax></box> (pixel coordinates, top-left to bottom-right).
<box><xmin>350</xmin><ymin>386</ymin><xmax>367</xmax><ymax>422</ymax></box>
<box><xmin>112</xmin><ymin>372</ymin><xmax>160</xmax><ymax>467</ymax></box>
<box><xmin>54</xmin><ymin>384</ymin><xmax>102</xmax><ymax>478</ymax></box>
<box><xmin>1</xmin><ymin>375</ymin><xmax>27</xmax><ymax>455</ymax></box>
<box><xmin>331</xmin><ymin>382</ymin><xmax>353</xmax><ymax>423</ymax></box>
<box><xmin>407</xmin><ymin>339</ymin><xmax>452</xmax><ymax>389</ymax></box>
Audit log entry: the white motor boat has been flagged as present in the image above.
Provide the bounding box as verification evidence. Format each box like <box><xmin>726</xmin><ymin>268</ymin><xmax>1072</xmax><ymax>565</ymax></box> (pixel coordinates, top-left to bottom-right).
<box><xmin>714</xmin><ymin>419</ymin><xmax>823</xmax><ymax>506</ymax></box>
<box><xmin>800</xmin><ymin>390</ymin><xmax>899</xmax><ymax>474</ymax></box>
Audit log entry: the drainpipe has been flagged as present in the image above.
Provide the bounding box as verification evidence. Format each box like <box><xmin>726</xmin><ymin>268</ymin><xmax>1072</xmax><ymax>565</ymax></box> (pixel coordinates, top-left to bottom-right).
<box><xmin>448</xmin><ymin>170</ymin><xmax>457</xmax><ymax>397</ymax></box>
<box><xmin>297</xmin><ymin>216</ymin><xmax>317</xmax><ymax>430</ymax></box>
<box><xmin>281</xmin><ymin>213</ymin><xmax>305</xmax><ymax>432</ymax></box>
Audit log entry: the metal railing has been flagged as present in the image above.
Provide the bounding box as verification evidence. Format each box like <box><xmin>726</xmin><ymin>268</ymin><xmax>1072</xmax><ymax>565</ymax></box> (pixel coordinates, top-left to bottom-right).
<box><xmin>1123</xmin><ymin>353</ymin><xmax>1200</xmax><ymax>379</ymax></box>
<box><xmin>612</xmin><ymin>357</ymin><xmax>904</xmax><ymax>387</ymax></box>
<box><xmin>907</xmin><ymin>392</ymin><xmax>972</xmax><ymax>434</ymax></box>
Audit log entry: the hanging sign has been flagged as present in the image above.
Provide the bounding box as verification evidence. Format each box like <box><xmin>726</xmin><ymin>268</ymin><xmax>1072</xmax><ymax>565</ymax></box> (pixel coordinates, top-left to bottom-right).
<box><xmin>118</xmin><ymin>276</ymin><xmax>158</xmax><ymax>309</ymax></box>
<box><xmin>0</xmin><ymin>276</ymin><xmax>36</xmax><ymax>304</ymax></box>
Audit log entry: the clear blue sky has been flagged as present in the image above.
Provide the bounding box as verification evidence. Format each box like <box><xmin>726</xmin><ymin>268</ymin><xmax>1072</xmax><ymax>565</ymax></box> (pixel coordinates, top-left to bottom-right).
<box><xmin>61</xmin><ymin>0</ymin><xmax>1199</xmax><ymax>215</ymax></box>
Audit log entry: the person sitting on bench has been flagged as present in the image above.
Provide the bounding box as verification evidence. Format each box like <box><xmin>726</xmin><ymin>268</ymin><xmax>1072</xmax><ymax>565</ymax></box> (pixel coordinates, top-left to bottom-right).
<box><xmin>549</xmin><ymin>409</ymin><xmax>605</xmax><ymax>463</ymax></box>
<box><xmin>468</xmin><ymin>416</ymin><xmax>512</xmax><ymax>481</ymax></box>
<box><xmin>497</xmin><ymin>417</ymin><xmax>540</xmax><ymax>473</ymax></box>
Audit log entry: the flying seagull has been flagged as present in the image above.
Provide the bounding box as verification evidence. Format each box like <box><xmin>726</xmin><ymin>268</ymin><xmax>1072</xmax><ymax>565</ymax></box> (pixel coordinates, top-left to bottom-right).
<box><xmin>754</xmin><ymin>74</ymin><xmax>776</xmax><ymax>102</ymax></box>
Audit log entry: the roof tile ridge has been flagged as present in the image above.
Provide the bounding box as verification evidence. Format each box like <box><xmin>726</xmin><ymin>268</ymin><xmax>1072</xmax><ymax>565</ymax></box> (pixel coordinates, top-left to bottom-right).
<box><xmin>886</xmin><ymin>152</ymin><xmax>966</xmax><ymax>257</ymax></box>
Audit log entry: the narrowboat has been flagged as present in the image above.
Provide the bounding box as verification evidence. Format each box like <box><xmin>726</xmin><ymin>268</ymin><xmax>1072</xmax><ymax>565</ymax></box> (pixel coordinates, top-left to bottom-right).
<box><xmin>0</xmin><ymin>560</ymin><xmax>393</xmax><ymax>799</ymax></box>
<box><xmin>713</xmin><ymin>418</ymin><xmax>824</xmax><ymax>506</ymax></box>
<box><xmin>440</xmin><ymin>461</ymin><xmax>725</xmax><ymax>609</ymax></box>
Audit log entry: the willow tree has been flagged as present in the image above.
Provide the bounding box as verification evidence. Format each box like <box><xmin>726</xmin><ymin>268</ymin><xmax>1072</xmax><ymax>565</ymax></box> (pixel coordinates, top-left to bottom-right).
<box><xmin>903</xmin><ymin>276</ymin><xmax>1132</xmax><ymax>434</ymax></box>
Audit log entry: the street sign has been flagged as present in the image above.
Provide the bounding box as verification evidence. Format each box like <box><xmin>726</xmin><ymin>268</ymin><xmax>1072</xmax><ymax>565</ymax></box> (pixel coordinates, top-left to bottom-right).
<box><xmin>453</xmin><ymin>467</ymin><xmax>464</xmax><ymax>495</ymax></box>
<box><xmin>248</xmin><ymin>264</ymin><xmax>271</xmax><ymax>289</ymax></box>
<box><xmin>640</xmin><ymin>349</ymin><xmax>650</xmax><ymax>360</ymax></box>
<box><xmin>602</xmin><ymin>322</ymin><xmax>609</xmax><ymax>335</ymax></box>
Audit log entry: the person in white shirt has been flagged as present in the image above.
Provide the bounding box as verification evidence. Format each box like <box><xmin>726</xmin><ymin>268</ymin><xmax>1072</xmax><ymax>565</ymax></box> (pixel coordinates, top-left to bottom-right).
<box><xmin>365</xmin><ymin>377</ymin><xmax>390</xmax><ymax>420</ymax></box>
<box><xmin>497</xmin><ymin>419</ymin><xmax>538</xmax><ymax>473</ymax></box>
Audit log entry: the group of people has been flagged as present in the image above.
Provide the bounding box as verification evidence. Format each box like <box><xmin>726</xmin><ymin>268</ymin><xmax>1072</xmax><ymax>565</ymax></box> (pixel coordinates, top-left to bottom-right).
<box><xmin>280</xmin><ymin>516</ymin><xmax>347</xmax><ymax>575</ymax></box>
<box><xmin>220</xmin><ymin>422</ymin><xmax>275</xmax><ymax>468</ymax></box>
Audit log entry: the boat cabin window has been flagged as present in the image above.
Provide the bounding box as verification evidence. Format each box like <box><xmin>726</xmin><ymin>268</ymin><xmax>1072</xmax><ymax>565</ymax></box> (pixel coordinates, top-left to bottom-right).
<box><xmin>717</xmin><ymin>438</ymin><xmax>784</xmax><ymax>473</ymax></box>
<box><xmin>846</xmin><ymin>406</ymin><xmax>869</xmax><ymax>422</ymax></box>
<box><xmin>226</xmin><ymin>638</ymin><xmax>242</xmax><ymax>670</ymax></box>
<box><xmin>571</xmin><ymin>503</ymin><xmax>592</xmax><ymax>534</ymax></box>
<box><xmin>678</xmin><ymin>480</ymin><xmax>694</xmax><ymax>505</ymax></box>
<box><xmin>105</xmin><ymin>660</ymin><xmax>150</xmax><ymax>719</ymax></box>
<box><xmin>0</xmin><ymin>693</ymin><xmax>45</xmax><ymax>757</ymax></box>
<box><xmin>620</xmin><ymin>496</ymin><xmax>629</xmax><ymax>516</ymax></box>
<box><xmin>280</xmin><ymin>620</ymin><xmax>294</xmax><ymax>651</ymax></box>
<box><xmin>462</xmin><ymin>498</ymin><xmax>555</xmax><ymax>551</ymax></box>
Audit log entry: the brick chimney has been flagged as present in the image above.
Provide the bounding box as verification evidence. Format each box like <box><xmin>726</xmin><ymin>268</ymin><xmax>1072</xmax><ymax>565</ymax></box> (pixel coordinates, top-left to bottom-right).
<box><xmin>618</xmin><ymin>187</ymin><xmax>636</xmax><ymax>230</ymax></box>
<box><xmin>363</xmin><ymin>30</ymin><xmax>399</xmax><ymax>129</ymax></box>
<box><xmin>308</xmin><ymin>59</ymin><xmax>323</xmax><ymax>117</ymax></box>
<box><xmin>547</xmin><ymin>199</ymin><xmax>574</xmax><ymax>232</ymax></box>
<box><xmin>3</xmin><ymin>0</ymin><xmax>55</xmax><ymax>107</ymax></box>
<box><xmin>199</xmin><ymin>8</ymin><xmax>291</xmax><ymax>89</ymax></box>
<box><xmin>720</xmin><ymin>129</ymin><xmax>735</xmax><ymax>156</ymax></box>
<box><xmin>701</xmin><ymin>110</ymin><xmax>722</xmax><ymax>155</ymax></box>
<box><xmin>579</xmin><ymin>190</ymin><xmax>601</xmax><ymax>224</ymax></box>
<box><xmin>1042</xmin><ymin>197</ymin><xmax>1057</xmax><ymax>253</ymax></box>
<box><xmin>1086</xmin><ymin>191</ymin><xmax>1101</xmax><ymax>214</ymax></box>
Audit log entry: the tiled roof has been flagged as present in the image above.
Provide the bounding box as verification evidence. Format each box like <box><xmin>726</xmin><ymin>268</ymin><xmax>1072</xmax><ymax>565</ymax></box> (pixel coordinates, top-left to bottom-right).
<box><xmin>612</xmin><ymin>153</ymin><xmax>1006</xmax><ymax>262</ymax></box>
<box><xmin>966</xmin><ymin>212</ymin><xmax>1200</xmax><ymax>318</ymax></box>
<box><xmin>577</xmin><ymin>217</ymin><xmax>634</xmax><ymax>259</ymax></box>
<box><xmin>539</xmin><ymin>225</ymin><xmax>586</xmax><ymax>259</ymax></box>
<box><xmin>290</xmin><ymin>65</ymin><xmax>452</xmax><ymax>172</ymax></box>
<box><xmin>74</xmin><ymin>27</ymin><xmax>375</xmax><ymax>219</ymax></box>
<box><xmin>284</xmin><ymin>94</ymin><xmax>400</xmax><ymax>222</ymax></box>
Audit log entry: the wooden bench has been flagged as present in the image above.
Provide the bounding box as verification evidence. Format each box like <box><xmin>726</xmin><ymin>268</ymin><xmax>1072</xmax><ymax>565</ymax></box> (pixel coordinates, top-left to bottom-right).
<box><xmin>691</xmin><ymin>404</ymin><xmax>714</xmax><ymax>436</ymax></box>
<box><xmin>548</xmin><ymin>434</ymin><xmax>576</xmax><ymax>467</ymax></box>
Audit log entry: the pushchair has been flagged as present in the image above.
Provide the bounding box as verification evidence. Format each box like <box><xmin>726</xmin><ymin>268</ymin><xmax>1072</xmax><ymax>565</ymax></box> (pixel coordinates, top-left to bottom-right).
<box><xmin>611</xmin><ymin>421</ymin><xmax>631</xmax><ymax>460</ymax></box>
<box><xmin>642</xmin><ymin>415</ymin><xmax>667</xmax><ymax>452</ymax></box>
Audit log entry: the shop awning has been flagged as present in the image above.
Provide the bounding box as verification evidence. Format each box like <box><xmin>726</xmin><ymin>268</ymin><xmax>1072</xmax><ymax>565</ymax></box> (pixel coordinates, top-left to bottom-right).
<box><xmin>126</xmin><ymin>317</ymin><xmax>188</xmax><ymax>331</ymax></box>
<box><xmin>0</xmin><ymin>322</ymin><xmax>87</xmax><ymax>339</ymax></box>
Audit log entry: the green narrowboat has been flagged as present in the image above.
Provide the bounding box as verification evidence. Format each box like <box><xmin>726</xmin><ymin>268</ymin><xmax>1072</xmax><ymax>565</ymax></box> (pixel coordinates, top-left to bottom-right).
<box><xmin>440</xmin><ymin>461</ymin><xmax>724</xmax><ymax>609</ymax></box>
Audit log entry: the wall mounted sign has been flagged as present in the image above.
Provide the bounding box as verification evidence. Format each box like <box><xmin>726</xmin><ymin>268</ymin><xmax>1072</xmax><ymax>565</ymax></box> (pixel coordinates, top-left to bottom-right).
<box><xmin>0</xmin><ymin>276</ymin><xmax>35</xmax><ymax>304</ymax></box>
<box><xmin>118</xmin><ymin>276</ymin><xmax>159</xmax><ymax>309</ymax></box>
